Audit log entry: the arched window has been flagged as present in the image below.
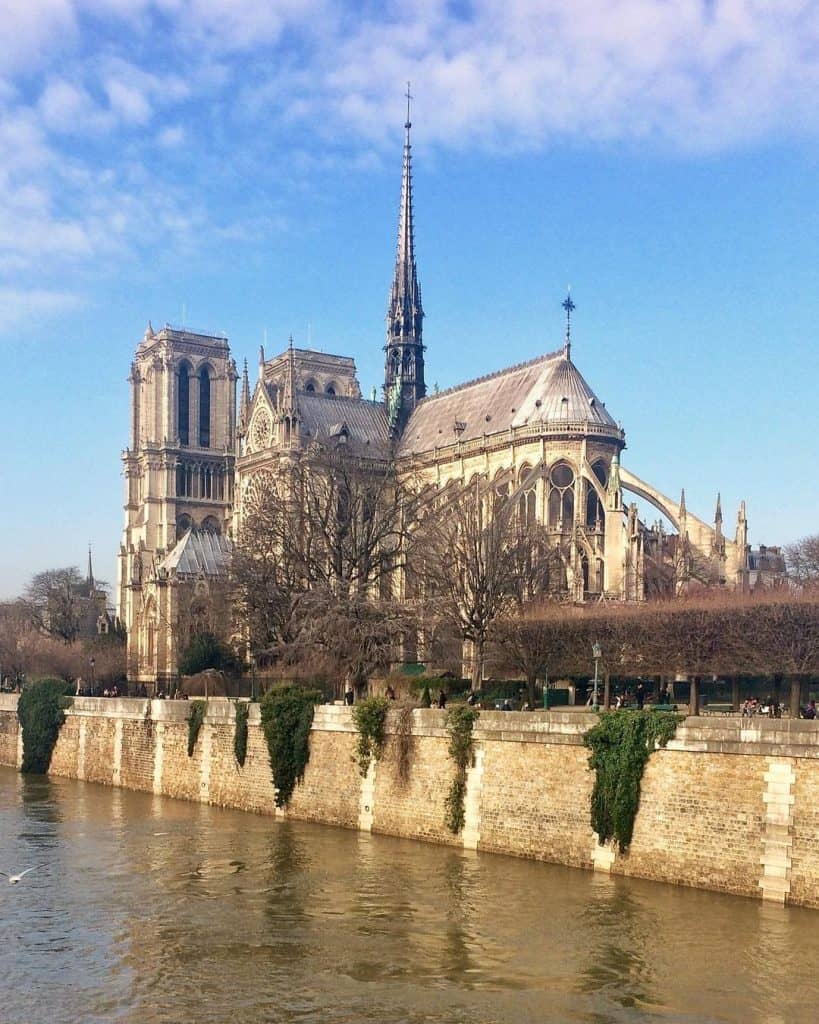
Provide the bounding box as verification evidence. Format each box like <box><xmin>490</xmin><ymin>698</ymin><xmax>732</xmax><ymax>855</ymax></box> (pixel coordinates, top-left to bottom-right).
<box><xmin>304</xmin><ymin>379</ymin><xmax>317</xmax><ymax>393</ymax></box>
<box><xmin>592</xmin><ymin>459</ymin><xmax>608</xmax><ymax>488</ymax></box>
<box><xmin>518</xmin><ymin>464</ymin><xmax>536</xmax><ymax>526</ymax></box>
<box><xmin>548</xmin><ymin>462</ymin><xmax>574</xmax><ymax>528</ymax></box>
<box><xmin>178</xmin><ymin>363</ymin><xmax>190</xmax><ymax>446</ymax></box>
<box><xmin>585</xmin><ymin>480</ymin><xmax>605</xmax><ymax>529</ymax></box>
<box><xmin>176</xmin><ymin>514</ymin><xmax>192</xmax><ymax>541</ymax></box>
<box><xmin>201</xmin><ymin>515</ymin><xmax>221</xmax><ymax>534</ymax></box>
<box><xmin>325</xmin><ymin>381</ymin><xmax>337</xmax><ymax>396</ymax></box>
<box><xmin>199</xmin><ymin>366</ymin><xmax>211</xmax><ymax>447</ymax></box>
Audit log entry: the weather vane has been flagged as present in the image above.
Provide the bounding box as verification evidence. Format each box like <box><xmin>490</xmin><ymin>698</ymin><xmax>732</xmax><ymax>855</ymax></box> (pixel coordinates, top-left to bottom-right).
<box><xmin>562</xmin><ymin>289</ymin><xmax>575</xmax><ymax>341</ymax></box>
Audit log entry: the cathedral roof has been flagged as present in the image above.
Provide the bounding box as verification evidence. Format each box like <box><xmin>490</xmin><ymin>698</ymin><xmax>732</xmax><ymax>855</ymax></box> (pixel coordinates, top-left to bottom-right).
<box><xmin>159</xmin><ymin>529</ymin><xmax>232</xmax><ymax>578</ymax></box>
<box><xmin>397</xmin><ymin>349</ymin><xmax>619</xmax><ymax>456</ymax></box>
<box><xmin>298</xmin><ymin>393</ymin><xmax>391</xmax><ymax>458</ymax></box>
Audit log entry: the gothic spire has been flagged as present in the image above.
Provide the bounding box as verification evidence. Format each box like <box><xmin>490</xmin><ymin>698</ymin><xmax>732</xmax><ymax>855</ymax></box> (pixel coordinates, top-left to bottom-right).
<box><xmin>562</xmin><ymin>290</ymin><xmax>575</xmax><ymax>359</ymax></box>
<box><xmin>87</xmin><ymin>544</ymin><xmax>94</xmax><ymax>589</ymax></box>
<box><xmin>679</xmin><ymin>488</ymin><xmax>687</xmax><ymax>517</ymax></box>
<box><xmin>384</xmin><ymin>83</ymin><xmax>425</xmax><ymax>431</ymax></box>
<box><xmin>715</xmin><ymin>492</ymin><xmax>723</xmax><ymax>524</ymax></box>
<box><xmin>282</xmin><ymin>337</ymin><xmax>298</xmax><ymax>415</ymax></box>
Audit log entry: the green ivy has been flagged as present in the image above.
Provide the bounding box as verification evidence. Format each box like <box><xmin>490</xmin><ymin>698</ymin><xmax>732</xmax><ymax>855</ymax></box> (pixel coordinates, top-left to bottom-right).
<box><xmin>444</xmin><ymin>705</ymin><xmax>480</xmax><ymax>833</ymax></box>
<box><xmin>260</xmin><ymin>684</ymin><xmax>322</xmax><ymax>807</ymax></box>
<box><xmin>187</xmin><ymin>700</ymin><xmax>207</xmax><ymax>757</ymax></box>
<box><xmin>234</xmin><ymin>701</ymin><xmax>249</xmax><ymax>767</ymax></box>
<box><xmin>17</xmin><ymin>678</ymin><xmax>72</xmax><ymax>774</ymax></box>
<box><xmin>351</xmin><ymin>696</ymin><xmax>390</xmax><ymax>777</ymax></box>
<box><xmin>584</xmin><ymin>709</ymin><xmax>682</xmax><ymax>852</ymax></box>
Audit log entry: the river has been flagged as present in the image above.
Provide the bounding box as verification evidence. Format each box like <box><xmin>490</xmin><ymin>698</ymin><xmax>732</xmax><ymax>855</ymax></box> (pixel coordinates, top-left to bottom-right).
<box><xmin>0</xmin><ymin>766</ymin><xmax>815</xmax><ymax>1024</ymax></box>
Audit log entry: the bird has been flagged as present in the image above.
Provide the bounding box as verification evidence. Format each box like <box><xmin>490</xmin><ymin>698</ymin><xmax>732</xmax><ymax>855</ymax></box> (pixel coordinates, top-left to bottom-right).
<box><xmin>1</xmin><ymin>868</ymin><xmax>35</xmax><ymax>885</ymax></box>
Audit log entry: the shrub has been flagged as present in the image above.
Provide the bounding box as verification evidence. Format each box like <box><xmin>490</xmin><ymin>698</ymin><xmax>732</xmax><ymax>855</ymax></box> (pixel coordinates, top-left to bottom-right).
<box><xmin>17</xmin><ymin>678</ymin><xmax>72</xmax><ymax>774</ymax></box>
<box><xmin>420</xmin><ymin>684</ymin><xmax>432</xmax><ymax>708</ymax></box>
<box><xmin>178</xmin><ymin>633</ymin><xmax>241</xmax><ymax>676</ymax></box>
<box><xmin>234</xmin><ymin>701</ymin><xmax>249</xmax><ymax>767</ymax></box>
<box><xmin>444</xmin><ymin>705</ymin><xmax>480</xmax><ymax>833</ymax></box>
<box><xmin>260</xmin><ymin>684</ymin><xmax>322</xmax><ymax>807</ymax></box>
<box><xmin>584</xmin><ymin>709</ymin><xmax>682</xmax><ymax>852</ymax></box>
<box><xmin>351</xmin><ymin>695</ymin><xmax>390</xmax><ymax>776</ymax></box>
<box><xmin>187</xmin><ymin>700</ymin><xmax>207</xmax><ymax>756</ymax></box>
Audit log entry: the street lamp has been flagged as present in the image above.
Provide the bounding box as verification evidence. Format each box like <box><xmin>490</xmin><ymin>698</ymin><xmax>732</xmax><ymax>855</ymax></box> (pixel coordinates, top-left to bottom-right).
<box><xmin>591</xmin><ymin>643</ymin><xmax>602</xmax><ymax>710</ymax></box>
<box><xmin>90</xmin><ymin>657</ymin><xmax>96</xmax><ymax>694</ymax></box>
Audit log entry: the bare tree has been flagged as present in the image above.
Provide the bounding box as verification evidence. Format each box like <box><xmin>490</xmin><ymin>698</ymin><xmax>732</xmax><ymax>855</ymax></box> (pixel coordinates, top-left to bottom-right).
<box><xmin>784</xmin><ymin>534</ymin><xmax>819</xmax><ymax>586</ymax></box>
<box><xmin>23</xmin><ymin>567</ymin><xmax>87</xmax><ymax>643</ymax></box>
<box><xmin>418</xmin><ymin>480</ymin><xmax>558</xmax><ymax>689</ymax></box>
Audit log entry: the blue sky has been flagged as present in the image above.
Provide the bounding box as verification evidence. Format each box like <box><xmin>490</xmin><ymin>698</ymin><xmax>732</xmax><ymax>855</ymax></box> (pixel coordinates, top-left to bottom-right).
<box><xmin>1</xmin><ymin>0</ymin><xmax>818</xmax><ymax>600</ymax></box>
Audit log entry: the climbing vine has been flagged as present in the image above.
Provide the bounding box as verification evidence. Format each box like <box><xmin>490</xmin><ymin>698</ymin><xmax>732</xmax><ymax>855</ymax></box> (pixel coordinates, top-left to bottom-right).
<box><xmin>187</xmin><ymin>700</ymin><xmax>207</xmax><ymax>756</ymax></box>
<box><xmin>234</xmin><ymin>701</ymin><xmax>249</xmax><ymax>767</ymax></box>
<box><xmin>584</xmin><ymin>709</ymin><xmax>682</xmax><ymax>852</ymax></box>
<box><xmin>17</xmin><ymin>678</ymin><xmax>72</xmax><ymax>774</ymax></box>
<box><xmin>393</xmin><ymin>702</ymin><xmax>416</xmax><ymax>785</ymax></box>
<box><xmin>260</xmin><ymin>684</ymin><xmax>322</xmax><ymax>807</ymax></box>
<box><xmin>351</xmin><ymin>696</ymin><xmax>390</xmax><ymax>776</ymax></box>
<box><xmin>444</xmin><ymin>706</ymin><xmax>480</xmax><ymax>834</ymax></box>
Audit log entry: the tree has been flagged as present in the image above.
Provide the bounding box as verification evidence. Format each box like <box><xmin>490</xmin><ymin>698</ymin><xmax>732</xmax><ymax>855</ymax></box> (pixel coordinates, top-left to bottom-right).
<box><xmin>784</xmin><ymin>534</ymin><xmax>819</xmax><ymax>586</ymax></box>
<box><xmin>231</xmin><ymin>445</ymin><xmax>428</xmax><ymax>680</ymax></box>
<box><xmin>418</xmin><ymin>479</ymin><xmax>557</xmax><ymax>689</ymax></box>
<box><xmin>23</xmin><ymin>567</ymin><xmax>86</xmax><ymax>642</ymax></box>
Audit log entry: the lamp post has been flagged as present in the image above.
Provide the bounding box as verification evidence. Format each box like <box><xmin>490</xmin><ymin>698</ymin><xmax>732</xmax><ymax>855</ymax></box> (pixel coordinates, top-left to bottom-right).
<box><xmin>90</xmin><ymin>657</ymin><xmax>96</xmax><ymax>695</ymax></box>
<box><xmin>592</xmin><ymin>643</ymin><xmax>602</xmax><ymax>710</ymax></box>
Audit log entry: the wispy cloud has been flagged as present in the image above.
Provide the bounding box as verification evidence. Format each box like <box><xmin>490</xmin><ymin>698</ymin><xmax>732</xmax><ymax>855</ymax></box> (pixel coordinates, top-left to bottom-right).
<box><xmin>1</xmin><ymin>0</ymin><xmax>818</xmax><ymax>335</ymax></box>
<box><xmin>0</xmin><ymin>287</ymin><xmax>84</xmax><ymax>334</ymax></box>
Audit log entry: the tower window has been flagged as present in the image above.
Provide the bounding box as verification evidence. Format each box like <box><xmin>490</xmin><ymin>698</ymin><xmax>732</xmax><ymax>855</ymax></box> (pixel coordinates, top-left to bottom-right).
<box><xmin>178</xmin><ymin>363</ymin><xmax>190</xmax><ymax>446</ymax></box>
<box><xmin>199</xmin><ymin>366</ymin><xmax>210</xmax><ymax>448</ymax></box>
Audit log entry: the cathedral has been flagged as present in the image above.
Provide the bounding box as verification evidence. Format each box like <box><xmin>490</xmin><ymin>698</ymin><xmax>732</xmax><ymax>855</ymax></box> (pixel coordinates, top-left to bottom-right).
<box><xmin>117</xmin><ymin>109</ymin><xmax>753</xmax><ymax>689</ymax></box>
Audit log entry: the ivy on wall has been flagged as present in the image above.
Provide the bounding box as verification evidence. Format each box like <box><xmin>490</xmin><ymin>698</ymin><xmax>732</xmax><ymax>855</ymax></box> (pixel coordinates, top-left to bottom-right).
<box><xmin>234</xmin><ymin>701</ymin><xmax>249</xmax><ymax>768</ymax></box>
<box><xmin>444</xmin><ymin>706</ymin><xmax>480</xmax><ymax>834</ymax></box>
<box><xmin>17</xmin><ymin>678</ymin><xmax>72</xmax><ymax>774</ymax></box>
<box><xmin>187</xmin><ymin>700</ymin><xmax>207</xmax><ymax>757</ymax></box>
<box><xmin>260</xmin><ymin>685</ymin><xmax>321</xmax><ymax>808</ymax></box>
<box><xmin>351</xmin><ymin>696</ymin><xmax>390</xmax><ymax>777</ymax></box>
<box><xmin>583</xmin><ymin>709</ymin><xmax>682</xmax><ymax>852</ymax></box>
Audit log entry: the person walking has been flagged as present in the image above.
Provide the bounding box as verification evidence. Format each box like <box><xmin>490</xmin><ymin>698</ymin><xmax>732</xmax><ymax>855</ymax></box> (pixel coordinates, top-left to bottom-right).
<box><xmin>636</xmin><ymin>681</ymin><xmax>645</xmax><ymax>710</ymax></box>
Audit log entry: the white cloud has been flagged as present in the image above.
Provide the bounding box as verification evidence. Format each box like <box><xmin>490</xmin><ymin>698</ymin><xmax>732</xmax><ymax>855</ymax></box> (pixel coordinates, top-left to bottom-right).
<box><xmin>0</xmin><ymin>287</ymin><xmax>84</xmax><ymax>333</ymax></box>
<box><xmin>157</xmin><ymin>123</ymin><xmax>186</xmax><ymax>147</ymax></box>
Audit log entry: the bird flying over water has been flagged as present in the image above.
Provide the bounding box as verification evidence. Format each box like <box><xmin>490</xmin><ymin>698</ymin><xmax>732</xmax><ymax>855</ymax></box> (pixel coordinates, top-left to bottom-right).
<box><xmin>1</xmin><ymin>868</ymin><xmax>35</xmax><ymax>885</ymax></box>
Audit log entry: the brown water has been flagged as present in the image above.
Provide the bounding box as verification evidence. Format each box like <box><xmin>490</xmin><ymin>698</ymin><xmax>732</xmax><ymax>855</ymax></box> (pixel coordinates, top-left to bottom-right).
<box><xmin>0</xmin><ymin>766</ymin><xmax>815</xmax><ymax>1024</ymax></box>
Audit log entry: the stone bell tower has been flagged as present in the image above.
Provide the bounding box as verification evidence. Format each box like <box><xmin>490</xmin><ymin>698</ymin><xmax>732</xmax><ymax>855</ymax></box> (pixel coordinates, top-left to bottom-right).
<box><xmin>116</xmin><ymin>323</ymin><xmax>237</xmax><ymax>642</ymax></box>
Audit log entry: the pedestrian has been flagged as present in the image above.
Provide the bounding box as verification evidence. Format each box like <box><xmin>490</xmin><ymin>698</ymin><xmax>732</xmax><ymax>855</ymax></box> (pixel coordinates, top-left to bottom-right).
<box><xmin>636</xmin><ymin>681</ymin><xmax>645</xmax><ymax>710</ymax></box>
<box><xmin>804</xmin><ymin>700</ymin><xmax>817</xmax><ymax>720</ymax></box>
<box><xmin>344</xmin><ymin>682</ymin><xmax>354</xmax><ymax>706</ymax></box>
<box><xmin>385</xmin><ymin>684</ymin><xmax>396</xmax><ymax>700</ymax></box>
<box><xmin>437</xmin><ymin>689</ymin><xmax>447</xmax><ymax>709</ymax></box>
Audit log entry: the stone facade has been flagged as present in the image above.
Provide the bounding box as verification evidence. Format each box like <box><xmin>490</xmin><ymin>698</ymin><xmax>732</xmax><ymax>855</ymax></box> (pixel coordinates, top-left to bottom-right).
<box><xmin>4</xmin><ymin>697</ymin><xmax>819</xmax><ymax>908</ymax></box>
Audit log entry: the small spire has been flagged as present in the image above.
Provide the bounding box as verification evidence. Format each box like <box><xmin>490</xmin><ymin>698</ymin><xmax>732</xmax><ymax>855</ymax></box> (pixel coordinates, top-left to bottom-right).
<box><xmin>562</xmin><ymin>289</ymin><xmax>575</xmax><ymax>358</ymax></box>
<box><xmin>679</xmin><ymin>488</ymin><xmax>687</xmax><ymax>516</ymax></box>
<box><xmin>258</xmin><ymin>344</ymin><xmax>265</xmax><ymax>382</ymax></box>
<box><xmin>87</xmin><ymin>544</ymin><xmax>94</xmax><ymax>588</ymax></box>
<box><xmin>282</xmin><ymin>341</ymin><xmax>299</xmax><ymax>419</ymax></box>
<box><xmin>239</xmin><ymin>358</ymin><xmax>250</xmax><ymax>428</ymax></box>
<box><xmin>715</xmin><ymin>492</ymin><xmax>723</xmax><ymax>523</ymax></box>
<box><xmin>738</xmin><ymin>499</ymin><xmax>746</xmax><ymax>522</ymax></box>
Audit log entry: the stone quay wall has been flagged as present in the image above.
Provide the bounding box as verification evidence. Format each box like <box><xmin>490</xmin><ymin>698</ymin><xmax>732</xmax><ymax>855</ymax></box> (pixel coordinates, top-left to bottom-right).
<box><xmin>2</xmin><ymin>694</ymin><xmax>819</xmax><ymax>908</ymax></box>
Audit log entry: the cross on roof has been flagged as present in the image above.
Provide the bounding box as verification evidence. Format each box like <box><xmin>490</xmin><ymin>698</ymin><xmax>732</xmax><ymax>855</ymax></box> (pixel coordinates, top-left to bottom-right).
<box><xmin>562</xmin><ymin>291</ymin><xmax>575</xmax><ymax>342</ymax></box>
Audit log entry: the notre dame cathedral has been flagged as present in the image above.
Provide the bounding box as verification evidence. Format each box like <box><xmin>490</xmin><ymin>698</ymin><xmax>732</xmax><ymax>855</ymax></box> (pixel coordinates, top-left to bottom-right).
<box><xmin>117</xmin><ymin>109</ymin><xmax>759</xmax><ymax>689</ymax></box>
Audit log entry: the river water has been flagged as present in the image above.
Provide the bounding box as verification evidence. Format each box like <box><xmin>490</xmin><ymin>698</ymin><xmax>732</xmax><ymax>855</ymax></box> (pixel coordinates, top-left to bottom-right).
<box><xmin>1</xmin><ymin>766</ymin><xmax>816</xmax><ymax>1024</ymax></box>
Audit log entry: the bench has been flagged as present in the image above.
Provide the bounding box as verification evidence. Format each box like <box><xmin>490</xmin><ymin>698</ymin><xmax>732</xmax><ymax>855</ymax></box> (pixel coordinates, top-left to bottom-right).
<box><xmin>703</xmin><ymin>703</ymin><xmax>735</xmax><ymax>715</ymax></box>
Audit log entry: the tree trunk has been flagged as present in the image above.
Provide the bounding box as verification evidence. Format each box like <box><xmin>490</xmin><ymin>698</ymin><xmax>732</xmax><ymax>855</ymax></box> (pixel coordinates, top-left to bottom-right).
<box><xmin>790</xmin><ymin>676</ymin><xmax>803</xmax><ymax>719</ymax></box>
<box><xmin>470</xmin><ymin>640</ymin><xmax>484</xmax><ymax>693</ymax></box>
<box><xmin>731</xmin><ymin>675</ymin><xmax>740</xmax><ymax>712</ymax></box>
<box><xmin>527</xmin><ymin>674</ymin><xmax>537</xmax><ymax>711</ymax></box>
<box><xmin>689</xmin><ymin>676</ymin><xmax>700</xmax><ymax>717</ymax></box>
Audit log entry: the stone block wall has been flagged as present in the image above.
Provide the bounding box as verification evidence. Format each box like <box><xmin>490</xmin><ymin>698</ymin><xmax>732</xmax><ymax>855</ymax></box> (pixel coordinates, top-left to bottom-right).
<box><xmin>4</xmin><ymin>697</ymin><xmax>819</xmax><ymax>908</ymax></box>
